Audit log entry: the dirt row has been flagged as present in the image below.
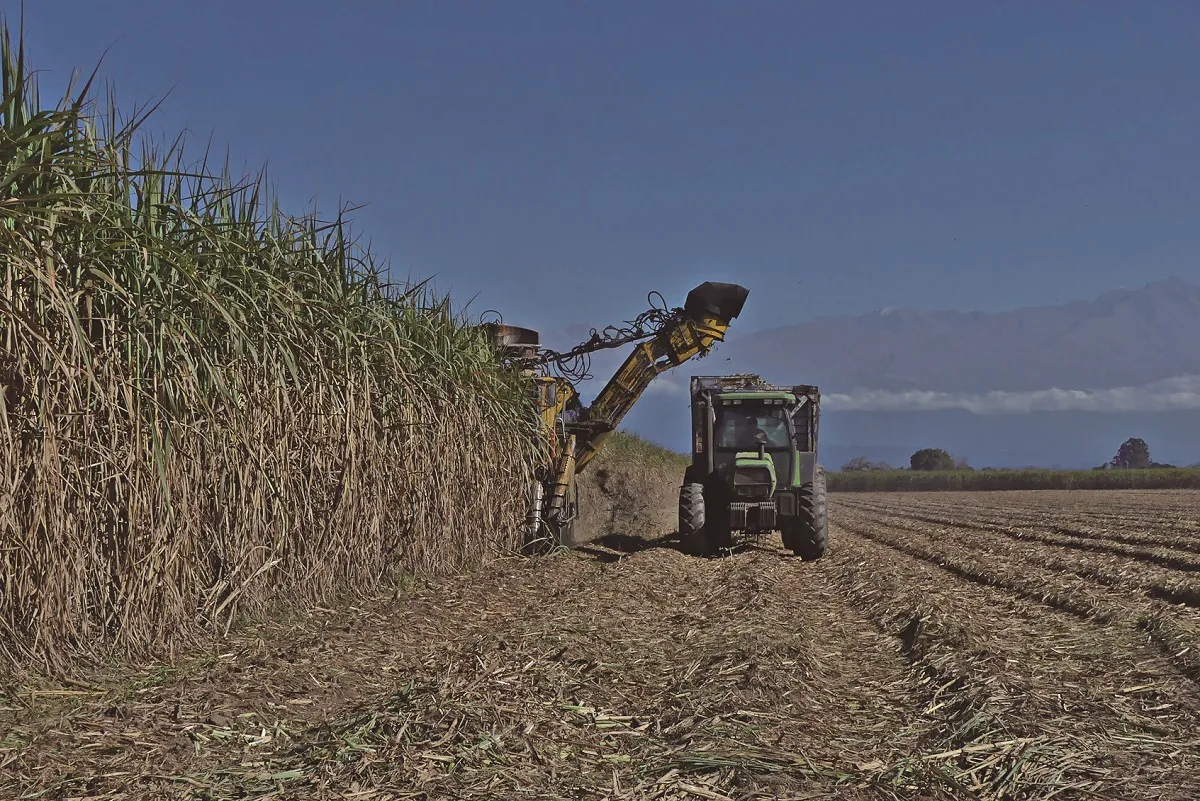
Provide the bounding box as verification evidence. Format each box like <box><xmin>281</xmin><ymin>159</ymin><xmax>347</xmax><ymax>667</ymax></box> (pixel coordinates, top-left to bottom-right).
<box><xmin>848</xmin><ymin>490</ymin><xmax>1200</xmax><ymax>539</ymax></box>
<box><xmin>4</xmin><ymin>491</ymin><xmax>1200</xmax><ymax>799</ymax></box>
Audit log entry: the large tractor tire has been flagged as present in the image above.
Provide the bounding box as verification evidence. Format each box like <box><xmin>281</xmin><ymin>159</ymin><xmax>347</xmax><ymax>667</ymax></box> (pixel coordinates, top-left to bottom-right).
<box><xmin>785</xmin><ymin>465</ymin><xmax>828</xmax><ymax>560</ymax></box>
<box><xmin>678</xmin><ymin>482</ymin><xmax>705</xmax><ymax>552</ymax></box>
<box><xmin>679</xmin><ymin>483</ymin><xmax>730</xmax><ymax>556</ymax></box>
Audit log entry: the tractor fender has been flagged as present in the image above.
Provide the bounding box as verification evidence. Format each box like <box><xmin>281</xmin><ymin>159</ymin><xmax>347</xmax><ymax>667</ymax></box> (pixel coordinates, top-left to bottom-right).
<box><xmin>795</xmin><ymin>452</ymin><xmax>818</xmax><ymax>487</ymax></box>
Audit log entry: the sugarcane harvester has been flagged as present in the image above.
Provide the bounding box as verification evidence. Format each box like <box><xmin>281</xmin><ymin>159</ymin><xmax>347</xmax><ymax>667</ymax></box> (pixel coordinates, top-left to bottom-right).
<box><xmin>482</xmin><ymin>282</ymin><xmax>749</xmax><ymax>550</ymax></box>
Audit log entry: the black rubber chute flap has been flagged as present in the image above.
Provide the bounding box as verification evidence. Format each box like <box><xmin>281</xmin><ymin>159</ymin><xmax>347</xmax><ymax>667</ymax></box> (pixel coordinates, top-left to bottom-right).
<box><xmin>684</xmin><ymin>282</ymin><xmax>750</xmax><ymax>321</ymax></box>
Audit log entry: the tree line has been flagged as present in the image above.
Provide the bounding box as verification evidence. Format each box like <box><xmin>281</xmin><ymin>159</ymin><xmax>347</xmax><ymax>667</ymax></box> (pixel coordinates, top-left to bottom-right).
<box><xmin>840</xmin><ymin>437</ymin><xmax>1195</xmax><ymax>473</ymax></box>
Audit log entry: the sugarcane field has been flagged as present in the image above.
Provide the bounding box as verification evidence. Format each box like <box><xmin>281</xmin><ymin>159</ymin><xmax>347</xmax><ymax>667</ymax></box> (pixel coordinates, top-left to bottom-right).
<box><xmin>6</xmin><ymin>7</ymin><xmax>1200</xmax><ymax>801</ymax></box>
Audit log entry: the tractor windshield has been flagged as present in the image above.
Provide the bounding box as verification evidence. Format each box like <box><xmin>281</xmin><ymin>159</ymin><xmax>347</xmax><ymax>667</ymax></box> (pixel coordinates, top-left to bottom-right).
<box><xmin>713</xmin><ymin>404</ymin><xmax>792</xmax><ymax>451</ymax></box>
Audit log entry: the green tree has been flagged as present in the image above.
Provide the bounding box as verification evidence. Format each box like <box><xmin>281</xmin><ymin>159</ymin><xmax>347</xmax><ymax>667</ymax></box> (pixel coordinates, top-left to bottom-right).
<box><xmin>1110</xmin><ymin>438</ymin><xmax>1151</xmax><ymax>469</ymax></box>
<box><xmin>910</xmin><ymin>448</ymin><xmax>956</xmax><ymax>471</ymax></box>
<box><xmin>841</xmin><ymin>456</ymin><xmax>894</xmax><ymax>472</ymax></box>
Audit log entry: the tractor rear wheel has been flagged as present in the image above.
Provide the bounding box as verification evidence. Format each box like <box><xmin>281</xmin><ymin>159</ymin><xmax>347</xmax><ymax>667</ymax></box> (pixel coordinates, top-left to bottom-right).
<box><xmin>679</xmin><ymin>483</ymin><xmax>730</xmax><ymax>556</ymax></box>
<box><xmin>786</xmin><ymin>465</ymin><xmax>828</xmax><ymax>560</ymax></box>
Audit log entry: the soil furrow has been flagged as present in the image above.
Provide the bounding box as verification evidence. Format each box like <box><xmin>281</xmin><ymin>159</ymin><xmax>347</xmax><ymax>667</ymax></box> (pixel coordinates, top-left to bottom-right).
<box><xmin>838</xmin><ymin>496</ymin><xmax>1200</xmax><ymax>560</ymax></box>
<box><xmin>835</xmin><ymin>510</ymin><xmax>1200</xmax><ymax>684</ymax></box>
<box><xmin>840</xmin><ymin>492</ymin><xmax>1200</xmax><ymax>541</ymax></box>
<box><xmin>840</xmin><ymin>504</ymin><xmax>1200</xmax><ymax>617</ymax></box>
<box><xmin>826</xmin><ymin>522</ymin><xmax>1200</xmax><ymax>800</ymax></box>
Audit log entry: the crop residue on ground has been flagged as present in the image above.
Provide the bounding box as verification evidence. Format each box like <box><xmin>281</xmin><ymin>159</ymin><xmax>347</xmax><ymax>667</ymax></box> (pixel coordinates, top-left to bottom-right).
<box><xmin>5</xmin><ymin>489</ymin><xmax>1200</xmax><ymax>800</ymax></box>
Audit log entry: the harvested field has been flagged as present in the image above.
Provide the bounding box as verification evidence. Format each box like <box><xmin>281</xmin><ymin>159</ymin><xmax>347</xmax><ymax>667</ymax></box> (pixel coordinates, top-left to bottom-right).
<box><xmin>6</xmin><ymin>489</ymin><xmax>1200</xmax><ymax>799</ymax></box>
<box><xmin>828</xmin><ymin>468</ymin><xmax>1200</xmax><ymax>493</ymax></box>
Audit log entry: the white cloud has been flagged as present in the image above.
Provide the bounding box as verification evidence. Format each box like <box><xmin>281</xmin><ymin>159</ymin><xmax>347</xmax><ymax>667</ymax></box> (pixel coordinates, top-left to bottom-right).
<box><xmin>823</xmin><ymin>375</ymin><xmax>1200</xmax><ymax>414</ymax></box>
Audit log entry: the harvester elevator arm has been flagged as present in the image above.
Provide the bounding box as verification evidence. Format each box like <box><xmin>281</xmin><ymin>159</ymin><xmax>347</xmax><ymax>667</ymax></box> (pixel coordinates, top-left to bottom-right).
<box><xmin>480</xmin><ymin>281</ymin><xmax>748</xmax><ymax>550</ymax></box>
<box><xmin>569</xmin><ymin>282</ymin><xmax>749</xmax><ymax>472</ymax></box>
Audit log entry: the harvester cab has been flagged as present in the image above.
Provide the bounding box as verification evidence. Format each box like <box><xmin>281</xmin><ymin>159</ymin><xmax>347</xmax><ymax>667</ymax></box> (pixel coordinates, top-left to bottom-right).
<box><xmin>679</xmin><ymin>374</ymin><xmax>828</xmax><ymax>559</ymax></box>
<box><xmin>482</xmin><ymin>282</ymin><xmax>750</xmax><ymax>553</ymax></box>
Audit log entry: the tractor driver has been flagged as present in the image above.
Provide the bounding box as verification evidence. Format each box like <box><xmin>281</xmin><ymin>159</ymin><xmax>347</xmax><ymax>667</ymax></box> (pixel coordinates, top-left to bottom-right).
<box><xmin>736</xmin><ymin>413</ymin><xmax>766</xmax><ymax>447</ymax></box>
<box><xmin>735</xmin><ymin>411</ymin><xmax>791</xmax><ymax>449</ymax></box>
<box><xmin>758</xmin><ymin>413</ymin><xmax>790</xmax><ymax>447</ymax></box>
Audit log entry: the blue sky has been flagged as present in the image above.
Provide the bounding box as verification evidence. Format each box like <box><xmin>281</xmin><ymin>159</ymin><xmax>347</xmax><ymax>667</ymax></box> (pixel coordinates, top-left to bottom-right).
<box><xmin>20</xmin><ymin>1</ymin><xmax>1200</xmax><ymax>339</ymax></box>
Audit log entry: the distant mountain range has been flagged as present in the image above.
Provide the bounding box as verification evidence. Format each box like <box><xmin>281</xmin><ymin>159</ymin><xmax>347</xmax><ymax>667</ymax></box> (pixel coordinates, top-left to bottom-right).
<box><xmin>718</xmin><ymin>276</ymin><xmax>1200</xmax><ymax>394</ymax></box>
<box><xmin>585</xmin><ymin>276</ymin><xmax>1200</xmax><ymax>470</ymax></box>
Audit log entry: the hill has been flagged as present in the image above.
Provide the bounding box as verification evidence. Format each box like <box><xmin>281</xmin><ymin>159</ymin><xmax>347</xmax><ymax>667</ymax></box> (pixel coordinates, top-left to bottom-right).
<box><xmin>720</xmin><ymin>276</ymin><xmax>1200</xmax><ymax>395</ymax></box>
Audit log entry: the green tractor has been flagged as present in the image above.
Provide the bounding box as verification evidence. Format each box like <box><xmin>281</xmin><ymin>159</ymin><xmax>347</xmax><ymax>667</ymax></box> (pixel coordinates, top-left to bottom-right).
<box><xmin>678</xmin><ymin>374</ymin><xmax>828</xmax><ymax>559</ymax></box>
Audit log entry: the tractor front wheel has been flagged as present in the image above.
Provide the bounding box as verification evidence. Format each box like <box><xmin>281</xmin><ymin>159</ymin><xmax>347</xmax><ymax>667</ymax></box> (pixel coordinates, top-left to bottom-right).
<box><xmin>785</xmin><ymin>465</ymin><xmax>828</xmax><ymax>560</ymax></box>
<box><xmin>679</xmin><ymin>483</ymin><xmax>730</xmax><ymax>556</ymax></box>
